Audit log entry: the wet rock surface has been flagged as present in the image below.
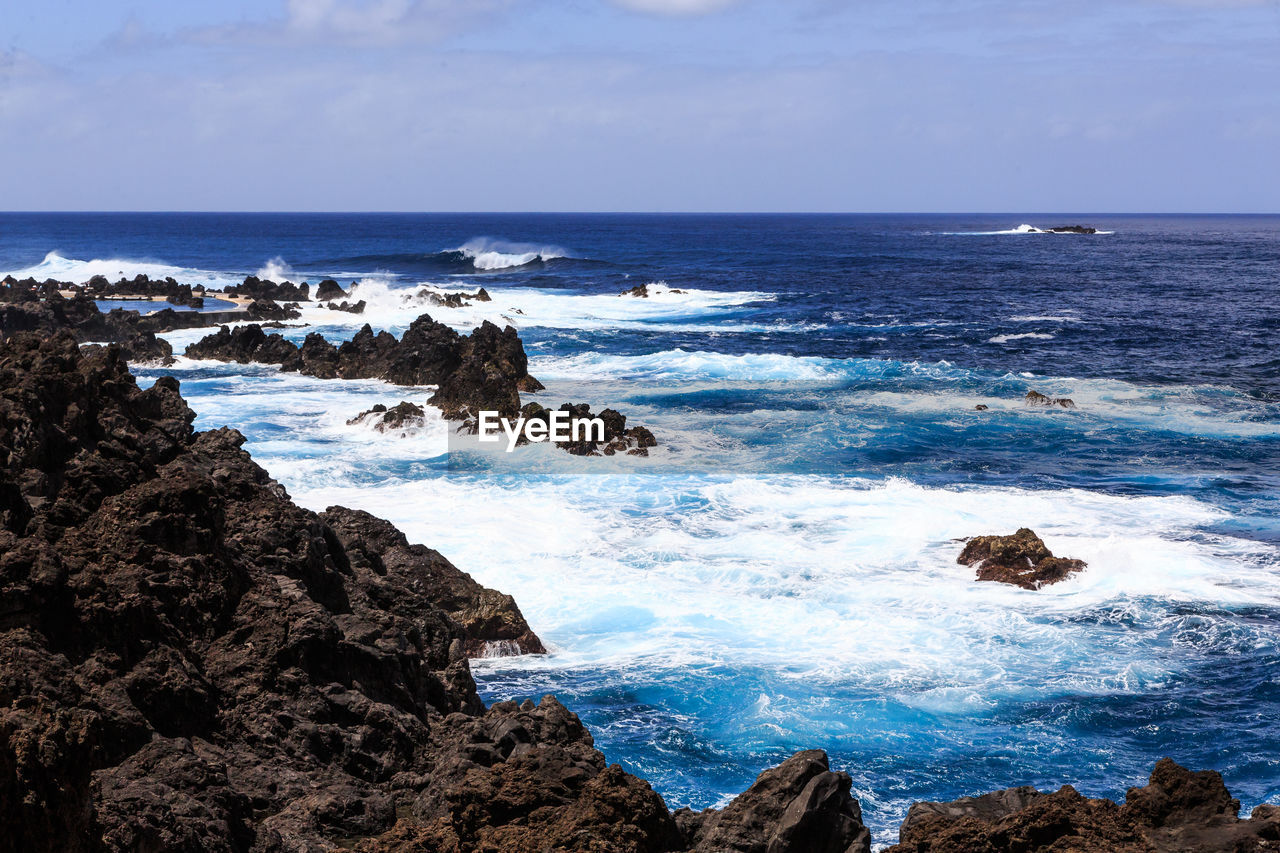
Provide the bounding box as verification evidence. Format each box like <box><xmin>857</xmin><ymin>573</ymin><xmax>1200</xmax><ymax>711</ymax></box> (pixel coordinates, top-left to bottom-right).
<box><xmin>886</xmin><ymin>758</ymin><xmax>1280</xmax><ymax>852</ymax></box>
<box><xmin>1025</xmin><ymin>390</ymin><xmax>1076</xmax><ymax>408</ymax></box>
<box><xmin>958</xmin><ymin>528</ymin><xmax>1086</xmax><ymax>589</ymax></box>
<box><xmin>347</xmin><ymin>401</ymin><xmax>428</xmax><ymax>433</ymax></box>
<box><xmin>517</xmin><ymin>402</ymin><xmax>659</xmax><ymax>456</ymax></box>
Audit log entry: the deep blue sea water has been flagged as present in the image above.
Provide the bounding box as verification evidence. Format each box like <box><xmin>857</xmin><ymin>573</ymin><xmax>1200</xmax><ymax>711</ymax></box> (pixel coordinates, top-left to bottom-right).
<box><xmin>4</xmin><ymin>213</ymin><xmax>1278</xmax><ymax>846</ymax></box>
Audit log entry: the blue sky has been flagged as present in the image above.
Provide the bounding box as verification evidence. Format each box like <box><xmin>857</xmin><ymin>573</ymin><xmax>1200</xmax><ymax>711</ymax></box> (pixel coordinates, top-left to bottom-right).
<box><xmin>1</xmin><ymin>0</ymin><xmax>1277</xmax><ymax>211</ymax></box>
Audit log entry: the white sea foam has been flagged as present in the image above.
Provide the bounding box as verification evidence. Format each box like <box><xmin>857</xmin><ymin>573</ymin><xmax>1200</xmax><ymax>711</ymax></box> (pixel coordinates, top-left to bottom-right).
<box><xmin>255</xmin><ymin>256</ymin><xmax>296</xmax><ymax>282</ymax></box>
<box><xmin>944</xmin><ymin>224</ymin><xmax>1116</xmax><ymax>236</ymax></box>
<box><xmin>1008</xmin><ymin>315</ymin><xmax>1082</xmax><ymax>323</ymax></box>
<box><xmin>292</xmin><ymin>280</ymin><xmax>778</xmax><ymax>334</ymax></box>
<box><xmin>455</xmin><ymin>238</ymin><xmax>569</xmax><ymax>270</ymax></box>
<box><xmin>988</xmin><ymin>332</ymin><xmax>1056</xmax><ymax>343</ymax></box>
<box><xmin>295</xmin><ymin>473</ymin><xmax>1277</xmax><ymax>702</ymax></box>
<box><xmin>1</xmin><ymin>251</ymin><xmax>240</xmax><ymax>287</ymax></box>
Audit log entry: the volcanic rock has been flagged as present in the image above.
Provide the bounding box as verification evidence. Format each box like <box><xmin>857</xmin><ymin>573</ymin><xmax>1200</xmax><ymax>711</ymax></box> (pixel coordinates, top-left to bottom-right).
<box><xmin>675</xmin><ymin>750</ymin><xmax>872</xmax><ymax>853</ymax></box>
<box><xmin>517</xmin><ymin>402</ymin><xmax>659</xmax><ymax>456</ymax></box>
<box><xmin>315</xmin><ymin>279</ymin><xmax>348</xmax><ymax>301</ymax></box>
<box><xmin>1046</xmin><ymin>225</ymin><xmax>1099</xmax><ymax>234</ymax></box>
<box><xmin>886</xmin><ymin>758</ymin><xmax>1280</xmax><ymax>853</ymax></box>
<box><xmin>957</xmin><ymin>527</ymin><xmax>1085</xmax><ymax>589</ymax></box>
<box><xmin>621</xmin><ymin>284</ymin><xmax>650</xmax><ymax>298</ymax></box>
<box><xmin>0</xmin><ymin>331</ymin><xmax>863</xmax><ymax>853</ymax></box>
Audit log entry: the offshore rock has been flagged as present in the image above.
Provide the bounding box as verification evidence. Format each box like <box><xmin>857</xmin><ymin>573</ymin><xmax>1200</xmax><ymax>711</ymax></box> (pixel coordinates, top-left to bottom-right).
<box><xmin>887</xmin><ymin>758</ymin><xmax>1280</xmax><ymax>852</ymax></box>
<box><xmin>518</xmin><ymin>402</ymin><xmax>658</xmax><ymax>456</ymax></box>
<box><xmin>957</xmin><ymin>528</ymin><xmax>1085</xmax><ymax>589</ymax></box>
<box><xmin>225</xmin><ymin>276</ymin><xmax>310</xmax><ymax>302</ymax></box>
<box><xmin>315</xmin><ymin>279</ymin><xmax>349</xmax><ymax>301</ymax></box>
<box><xmin>1046</xmin><ymin>225</ymin><xmax>1099</xmax><ymax>234</ymax></box>
<box><xmin>1025</xmin><ymin>390</ymin><xmax>1076</xmax><ymax>408</ymax></box>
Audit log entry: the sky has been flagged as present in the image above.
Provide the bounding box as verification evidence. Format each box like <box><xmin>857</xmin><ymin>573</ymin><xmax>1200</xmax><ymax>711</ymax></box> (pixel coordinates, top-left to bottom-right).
<box><xmin>1</xmin><ymin>0</ymin><xmax>1277</xmax><ymax>212</ymax></box>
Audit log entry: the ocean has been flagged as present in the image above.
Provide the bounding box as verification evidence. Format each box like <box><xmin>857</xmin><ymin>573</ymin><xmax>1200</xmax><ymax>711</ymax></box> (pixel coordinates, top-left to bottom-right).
<box><xmin>3</xmin><ymin>212</ymin><xmax>1277</xmax><ymax>843</ymax></box>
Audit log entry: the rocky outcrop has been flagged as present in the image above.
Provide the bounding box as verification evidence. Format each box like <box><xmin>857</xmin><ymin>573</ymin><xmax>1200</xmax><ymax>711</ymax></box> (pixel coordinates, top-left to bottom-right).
<box><xmin>676</xmin><ymin>751</ymin><xmax>872</xmax><ymax>853</ymax></box>
<box><xmin>186</xmin><ymin>316</ymin><xmax>542</xmax><ymax>419</ymax></box>
<box><xmin>957</xmin><ymin>528</ymin><xmax>1085</xmax><ymax>589</ymax></box>
<box><xmin>517</xmin><ymin>402</ymin><xmax>659</xmax><ymax>456</ymax></box>
<box><xmin>0</xmin><ymin>332</ymin><xmax>864</xmax><ymax>853</ymax></box>
<box><xmin>225</xmin><ymin>276</ymin><xmax>310</xmax><ymax>302</ymax></box>
<box><xmin>621</xmin><ymin>284</ymin><xmax>651</xmax><ymax>298</ymax></box>
<box><xmin>315</xmin><ymin>279</ymin><xmax>349</xmax><ymax>301</ymax></box>
<box><xmin>887</xmin><ymin>758</ymin><xmax>1280</xmax><ymax>852</ymax></box>
<box><xmin>347</xmin><ymin>402</ymin><xmax>428</xmax><ymax>433</ymax></box>
<box><xmin>325</xmin><ymin>299</ymin><xmax>366</xmax><ymax>314</ymax></box>
<box><xmin>244</xmin><ymin>299</ymin><xmax>301</xmax><ymax>322</ymax></box>
<box><xmin>1025</xmin><ymin>390</ymin><xmax>1076</xmax><ymax>408</ymax></box>
<box><xmin>421</xmin><ymin>287</ymin><xmax>491</xmax><ymax>309</ymax></box>
<box><xmin>1</xmin><ymin>291</ymin><xmax>174</xmax><ymax>364</ymax></box>
<box><xmin>1046</xmin><ymin>225</ymin><xmax>1099</xmax><ymax>234</ymax></box>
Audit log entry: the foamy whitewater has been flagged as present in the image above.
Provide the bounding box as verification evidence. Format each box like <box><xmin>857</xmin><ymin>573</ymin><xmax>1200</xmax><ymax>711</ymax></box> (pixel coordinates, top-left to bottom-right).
<box><xmin>4</xmin><ymin>213</ymin><xmax>1278</xmax><ymax>843</ymax></box>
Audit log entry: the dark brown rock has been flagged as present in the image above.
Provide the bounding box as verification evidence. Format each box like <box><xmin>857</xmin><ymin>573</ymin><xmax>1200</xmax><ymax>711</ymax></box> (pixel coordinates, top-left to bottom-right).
<box><xmin>347</xmin><ymin>401</ymin><xmax>428</xmax><ymax>433</ymax></box>
<box><xmin>887</xmin><ymin>758</ymin><xmax>1280</xmax><ymax>853</ymax></box>
<box><xmin>957</xmin><ymin>528</ymin><xmax>1086</xmax><ymax>589</ymax></box>
<box><xmin>676</xmin><ymin>750</ymin><xmax>871</xmax><ymax>853</ymax></box>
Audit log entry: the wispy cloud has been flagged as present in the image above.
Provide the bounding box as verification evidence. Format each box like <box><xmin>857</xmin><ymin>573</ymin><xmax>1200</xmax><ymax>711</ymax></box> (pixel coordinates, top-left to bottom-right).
<box><xmin>610</xmin><ymin>0</ymin><xmax>744</xmax><ymax>14</ymax></box>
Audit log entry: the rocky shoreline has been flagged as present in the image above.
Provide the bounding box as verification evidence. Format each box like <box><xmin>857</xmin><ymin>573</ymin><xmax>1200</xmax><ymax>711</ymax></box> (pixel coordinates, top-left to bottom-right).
<box><xmin>1</xmin><ymin>333</ymin><xmax>1275</xmax><ymax>851</ymax></box>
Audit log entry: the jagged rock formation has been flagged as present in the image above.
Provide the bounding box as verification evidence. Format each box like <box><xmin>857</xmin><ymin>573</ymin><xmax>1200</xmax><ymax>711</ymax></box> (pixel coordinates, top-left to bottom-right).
<box><xmin>244</xmin><ymin>299</ymin><xmax>301</xmax><ymax>322</ymax></box>
<box><xmin>1046</xmin><ymin>225</ymin><xmax>1099</xmax><ymax>234</ymax></box>
<box><xmin>187</xmin><ymin>316</ymin><xmax>543</xmax><ymax>419</ymax></box>
<box><xmin>225</xmin><ymin>276</ymin><xmax>311</xmax><ymax>302</ymax></box>
<box><xmin>1025</xmin><ymin>390</ymin><xmax>1076</xmax><ymax>408</ymax></box>
<box><xmin>621</xmin><ymin>284</ymin><xmax>651</xmax><ymax>298</ymax></box>
<box><xmin>421</xmin><ymin>287</ymin><xmax>491</xmax><ymax>308</ymax></box>
<box><xmin>676</xmin><ymin>751</ymin><xmax>871</xmax><ymax>853</ymax></box>
<box><xmin>325</xmin><ymin>300</ymin><xmax>366</xmax><ymax>314</ymax></box>
<box><xmin>958</xmin><ymin>528</ymin><xmax>1086</xmax><ymax>589</ymax></box>
<box><xmin>886</xmin><ymin>758</ymin><xmax>1280</xmax><ymax>852</ymax></box>
<box><xmin>0</xmin><ymin>332</ymin><xmax>868</xmax><ymax>853</ymax></box>
<box><xmin>518</xmin><ymin>402</ymin><xmax>659</xmax><ymax>456</ymax></box>
<box><xmin>315</xmin><ymin>279</ymin><xmax>349</xmax><ymax>301</ymax></box>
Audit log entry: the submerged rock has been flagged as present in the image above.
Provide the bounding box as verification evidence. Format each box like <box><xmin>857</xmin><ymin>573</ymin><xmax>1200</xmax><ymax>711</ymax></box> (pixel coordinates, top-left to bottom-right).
<box><xmin>347</xmin><ymin>401</ymin><xmax>428</xmax><ymax>433</ymax></box>
<box><xmin>957</xmin><ymin>527</ymin><xmax>1085</xmax><ymax>589</ymax></box>
<box><xmin>1025</xmin><ymin>389</ymin><xmax>1076</xmax><ymax>408</ymax></box>
<box><xmin>887</xmin><ymin>758</ymin><xmax>1280</xmax><ymax>853</ymax></box>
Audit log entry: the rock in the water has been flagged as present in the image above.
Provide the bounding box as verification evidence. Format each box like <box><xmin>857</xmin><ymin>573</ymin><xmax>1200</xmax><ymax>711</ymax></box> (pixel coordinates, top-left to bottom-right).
<box><xmin>347</xmin><ymin>401</ymin><xmax>428</xmax><ymax>433</ymax></box>
<box><xmin>225</xmin><ymin>275</ymin><xmax>310</xmax><ymax>302</ymax></box>
<box><xmin>675</xmin><ymin>750</ymin><xmax>871</xmax><ymax>853</ymax></box>
<box><xmin>621</xmin><ymin>283</ymin><xmax>650</xmax><ymax>298</ymax></box>
<box><xmin>1046</xmin><ymin>225</ymin><xmax>1099</xmax><ymax>234</ymax></box>
<box><xmin>1025</xmin><ymin>389</ymin><xmax>1076</xmax><ymax>408</ymax></box>
<box><xmin>887</xmin><ymin>758</ymin><xmax>1280</xmax><ymax>853</ymax></box>
<box><xmin>974</xmin><ymin>404</ymin><xmax>989</xmax><ymax>411</ymax></box>
<box><xmin>516</xmin><ymin>402</ymin><xmax>659</xmax><ymax>456</ymax></box>
<box><xmin>184</xmin><ymin>316</ymin><xmax>542</xmax><ymax>420</ymax></box>
<box><xmin>325</xmin><ymin>299</ymin><xmax>366</xmax><ymax>314</ymax></box>
<box><xmin>244</xmin><ymin>298</ymin><xmax>301</xmax><ymax>321</ymax></box>
<box><xmin>957</xmin><ymin>527</ymin><xmax>1085</xmax><ymax>589</ymax></box>
<box><xmin>315</xmin><ymin>278</ymin><xmax>348</xmax><ymax>301</ymax></box>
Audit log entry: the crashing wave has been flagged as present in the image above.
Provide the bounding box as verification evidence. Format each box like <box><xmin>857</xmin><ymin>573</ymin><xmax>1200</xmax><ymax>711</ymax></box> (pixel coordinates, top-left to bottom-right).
<box><xmin>453</xmin><ymin>238</ymin><xmax>570</xmax><ymax>271</ymax></box>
